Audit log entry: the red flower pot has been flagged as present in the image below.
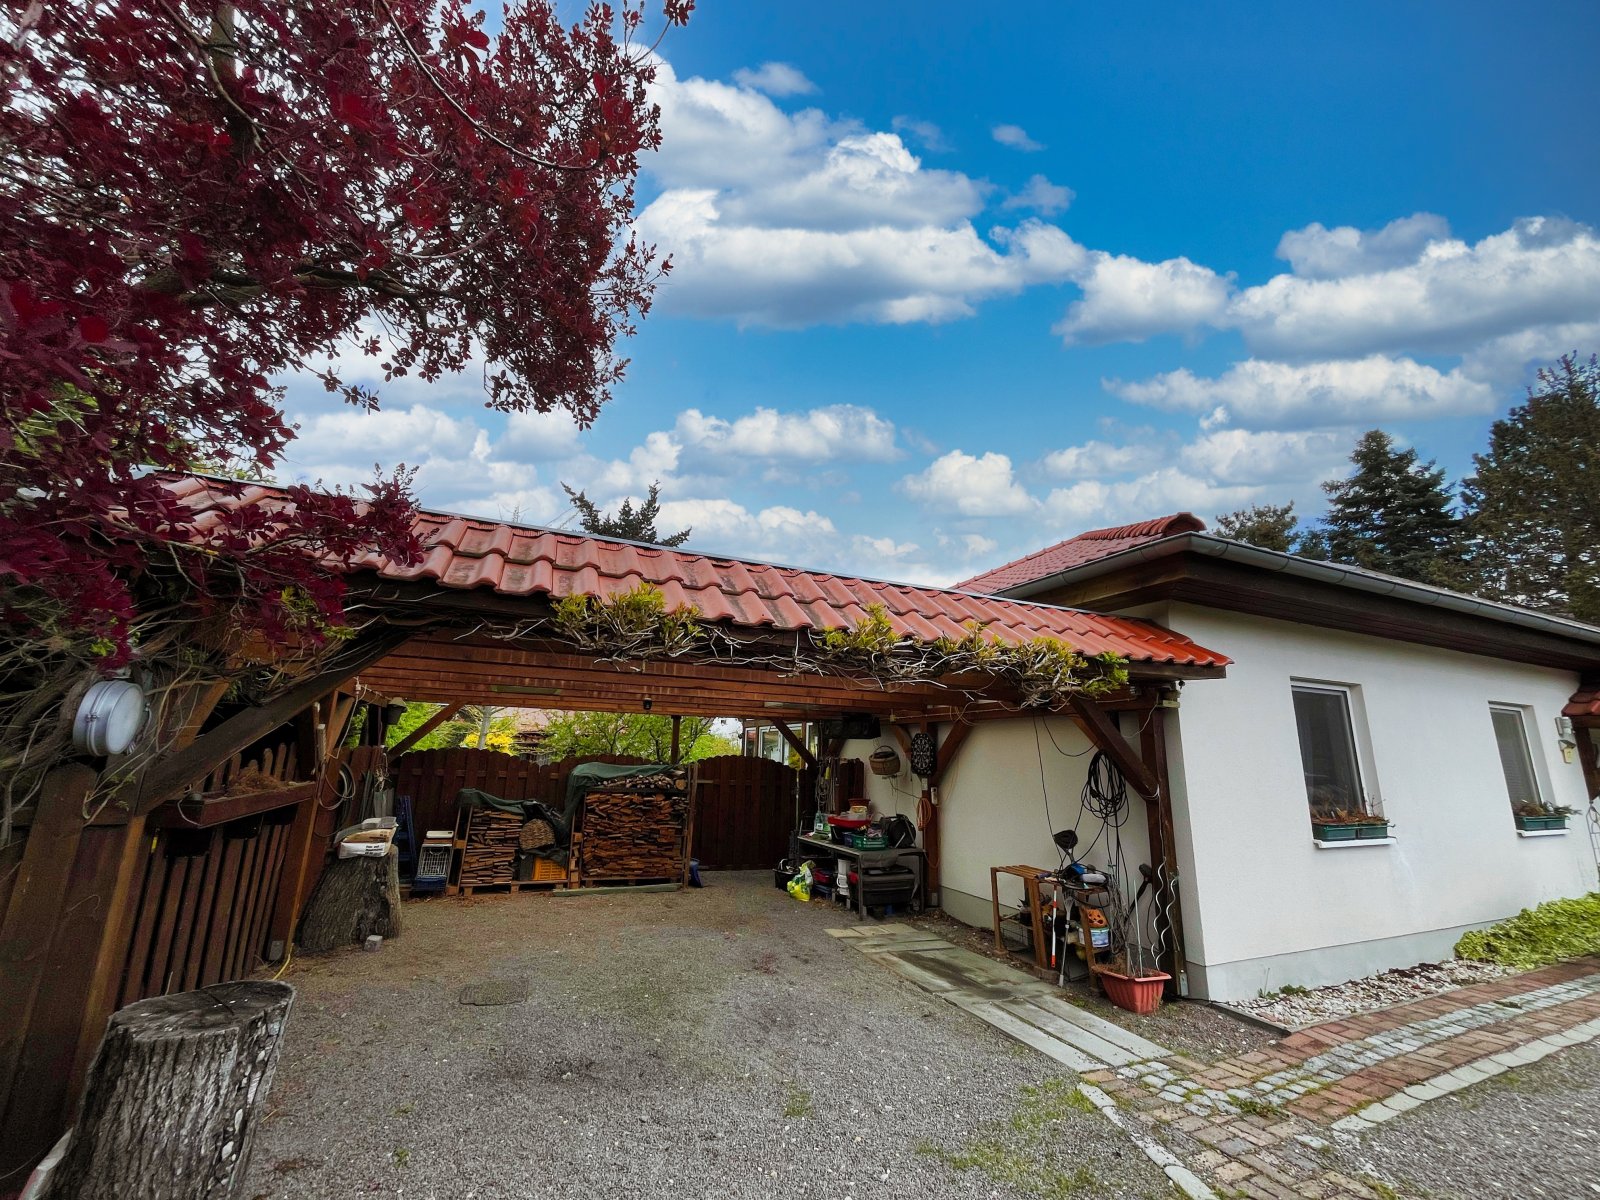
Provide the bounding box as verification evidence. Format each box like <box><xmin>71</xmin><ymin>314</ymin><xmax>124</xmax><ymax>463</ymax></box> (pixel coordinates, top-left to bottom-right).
<box><xmin>1096</xmin><ymin>968</ymin><xmax>1171</xmax><ymax>1015</ymax></box>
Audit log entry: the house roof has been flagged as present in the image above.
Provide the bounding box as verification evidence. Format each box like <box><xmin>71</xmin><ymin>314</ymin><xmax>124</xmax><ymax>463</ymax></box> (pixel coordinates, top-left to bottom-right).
<box><xmin>954</xmin><ymin>513</ymin><xmax>1206</xmax><ymax>593</ymax></box>
<box><xmin>159</xmin><ymin>475</ymin><xmax>1228</xmax><ymax>673</ymax></box>
<box><xmin>1565</xmin><ymin>686</ymin><xmax>1600</xmax><ymax>721</ymax></box>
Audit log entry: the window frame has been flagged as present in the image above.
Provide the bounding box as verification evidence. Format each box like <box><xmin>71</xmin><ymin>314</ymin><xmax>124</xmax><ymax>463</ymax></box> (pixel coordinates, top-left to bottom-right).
<box><xmin>1488</xmin><ymin>702</ymin><xmax>1546</xmax><ymax>814</ymax></box>
<box><xmin>1290</xmin><ymin>679</ymin><xmax>1382</xmax><ymax>823</ymax></box>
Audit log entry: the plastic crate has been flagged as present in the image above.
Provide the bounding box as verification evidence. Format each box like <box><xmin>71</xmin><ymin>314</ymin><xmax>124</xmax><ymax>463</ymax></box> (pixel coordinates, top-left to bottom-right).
<box><xmin>531</xmin><ymin>856</ymin><xmax>567</xmax><ymax>882</ymax></box>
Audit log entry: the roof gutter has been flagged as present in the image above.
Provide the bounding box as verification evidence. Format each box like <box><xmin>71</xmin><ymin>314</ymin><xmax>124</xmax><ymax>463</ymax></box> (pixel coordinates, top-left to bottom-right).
<box><xmin>1000</xmin><ymin>532</ymin><xmax>1600</xmax><ymax>650</ymax></box>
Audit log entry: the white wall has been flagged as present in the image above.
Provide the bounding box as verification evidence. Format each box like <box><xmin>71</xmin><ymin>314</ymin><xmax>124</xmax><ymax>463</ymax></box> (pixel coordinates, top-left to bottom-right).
<box><xmin>840</xmin><ymin>720</ymin><xmax>1156</xmax><ymax>937</ymax></box>
<box><xmin>1163</xmin><ymin>604</ymin><xmax>1595</xmax><ymax>1002</ymax></box>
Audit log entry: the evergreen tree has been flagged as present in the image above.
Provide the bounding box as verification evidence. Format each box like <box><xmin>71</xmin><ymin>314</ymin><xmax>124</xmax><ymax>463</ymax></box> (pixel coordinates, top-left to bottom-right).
<box><xmin>560</xmin><ymin>481</ymin><xmax>691</xmax><ymax>547</ymax></box>
<box><xmin>1463</xmin><ymin>354</ymin><xmax>1600</xmax><ymax>622</ymax></box>
<box><xmin>1213</xmin><ymin>503</ymin><xmax>1300</xmax><ymax>552</ymax></box>
<box><xmin>1315</xmin><ymin>430</ymin><xmax>1463</xmax><ymax>585</ymax></box>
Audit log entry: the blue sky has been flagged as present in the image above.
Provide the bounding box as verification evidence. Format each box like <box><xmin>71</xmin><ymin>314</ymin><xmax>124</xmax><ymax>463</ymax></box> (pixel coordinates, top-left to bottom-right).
<box><xmin>278</xmin><ymin>1</ymin><xmax>1600</xmax><ymax>585</ymax></box>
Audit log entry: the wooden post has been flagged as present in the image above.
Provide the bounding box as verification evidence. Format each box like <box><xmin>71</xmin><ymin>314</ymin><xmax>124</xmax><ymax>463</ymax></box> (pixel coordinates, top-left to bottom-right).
<box><xmin>37</xmin><ymin>982</ymin><xmax>295</xmax><ymax>1200</ymax></box>
<box><xmin>669</xmin><ymin>714</ymin><xmax>682</xmax><ymax>765</ymax></box>
<box><xmin>1139</xmin><ymin>707</ymin><xmax>1188</xmax><ymax>995</ymax></box>
<box><xmin>1577</xmin><ymin>724</ymin><xmax>1600</xmax><ymax>803</ymax></box>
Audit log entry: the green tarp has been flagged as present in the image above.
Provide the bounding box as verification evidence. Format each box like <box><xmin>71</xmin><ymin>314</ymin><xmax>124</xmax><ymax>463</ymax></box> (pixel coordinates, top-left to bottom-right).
<box><xmin>455</xmin><ymin>763</ymin><xmax>676</xmax><ymax>868</ymax></box>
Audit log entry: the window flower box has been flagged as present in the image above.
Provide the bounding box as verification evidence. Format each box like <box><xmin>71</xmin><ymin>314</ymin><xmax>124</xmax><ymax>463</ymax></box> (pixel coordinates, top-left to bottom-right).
<box><xmin>1312</xmin><ymin>818</ymin><xmax>1390</xmax><ymax>841</ymax></box>
<box><xmin>1516</xmin><ymin>812</ymin><xmax>1568</xmax><ymax>832</ymax></box>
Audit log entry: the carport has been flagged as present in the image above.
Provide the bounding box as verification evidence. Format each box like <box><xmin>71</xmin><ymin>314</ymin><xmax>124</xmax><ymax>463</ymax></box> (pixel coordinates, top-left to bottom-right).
<box><xmin>0</xmin><ymin>475</ymin><xmax>1228</xmax><ymax>1178</ymax></box>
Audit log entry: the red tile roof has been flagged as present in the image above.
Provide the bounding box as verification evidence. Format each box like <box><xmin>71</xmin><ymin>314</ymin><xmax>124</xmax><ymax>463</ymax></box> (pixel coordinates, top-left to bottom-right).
<box><xmin>955</xmin><ymin>513</ymin><xmax>1207</xmax><ymax>594</ymax></box>
<box><xmin>1565</xmin><ymin>687</ymin><xmax>1600</xmax><ymax>720</ymax></box>
<box><xmin>160</xmin><ymin>476</ymin><xmax>1227</xmax><ymax>671</ymax></box>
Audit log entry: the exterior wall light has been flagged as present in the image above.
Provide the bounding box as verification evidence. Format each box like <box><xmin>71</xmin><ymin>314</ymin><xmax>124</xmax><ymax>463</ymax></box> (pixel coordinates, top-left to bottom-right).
<box><xmin>71</xmin><ymin>679</ymin><xmax>150</xmax><ymax>757</ymax></box>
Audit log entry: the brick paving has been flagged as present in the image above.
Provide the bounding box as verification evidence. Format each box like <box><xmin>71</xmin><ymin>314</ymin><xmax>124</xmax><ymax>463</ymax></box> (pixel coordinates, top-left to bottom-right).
<box><xmin>1080</xmin><ymin>958</ymin><xmax>1600</xmax><ymax>1200</ymax></box>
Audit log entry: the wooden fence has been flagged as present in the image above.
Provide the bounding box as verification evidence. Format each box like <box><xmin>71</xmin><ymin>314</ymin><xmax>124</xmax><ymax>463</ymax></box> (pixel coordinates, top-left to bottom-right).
<box><xmin>115</xmin><ymin>807</ymin><xmax>296</xmax><ymax>1008</ymax></box>
<box><xmin>389</xmin><ymin>749</ymin><xmax>810</xmax><ymax>870</ymax></box>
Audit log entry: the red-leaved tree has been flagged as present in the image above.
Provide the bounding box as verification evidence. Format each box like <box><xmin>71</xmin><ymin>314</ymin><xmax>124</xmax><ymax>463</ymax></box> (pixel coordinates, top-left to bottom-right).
<box><xmin>0</xmin><ymin>0</ymin><xmax>687</xmax><ymax>807</ymax></box>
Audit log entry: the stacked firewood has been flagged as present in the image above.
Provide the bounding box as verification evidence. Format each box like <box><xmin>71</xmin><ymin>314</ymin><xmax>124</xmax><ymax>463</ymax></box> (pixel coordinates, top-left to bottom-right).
<box><xmin>580</xmin><ymin>790</ymin><xmax>690</xmax><ymax>880</ymax></box>
<box><xmin>460</xmin><ymin>810</ymin><xmax>521</xmax><ymax>886</ymax></box>
<box><xmin>606</xmin><ymin>769</ymin><xmax>689</xmax><ymax>794</ymax></box>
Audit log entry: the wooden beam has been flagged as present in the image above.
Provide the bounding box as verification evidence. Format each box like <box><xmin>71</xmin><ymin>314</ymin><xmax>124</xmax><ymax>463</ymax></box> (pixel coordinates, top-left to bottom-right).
<box><xmin>1064</xmin><ymin>694</ymin><xmax>1159</xmax><ymax>798</ymax></box>
<box><xmin>127</xmin><ymin>626</ymin><xmax>416</xmax><ymax>817</ymax></box>
<box><xmin>770</xmin><ymin>719</ymin><xmax>816</xmax><ymax>770</ymax></box>
<box><xmin>388</xmin><ymin>701</ymin><xmax>464</xmax><ymax>757</ymax></box>
<box><xmin>669</xmin><ymin>715</ymin><xmax>682</xmax><ymax>765</ymax></box>
<box><xmin>1578</xmin><ymin>726</ymin><xmax>1600</xmax><ymax>804</ymax></box>
<box><xmin>932</xmin><ymin>720</ymin><xmax>972</xmax><ymax>786</ymax></box>
<box><xmin>0</xmin><ymin>765</ymin><xmax>96</xmax><ymax>1179</ymax></box>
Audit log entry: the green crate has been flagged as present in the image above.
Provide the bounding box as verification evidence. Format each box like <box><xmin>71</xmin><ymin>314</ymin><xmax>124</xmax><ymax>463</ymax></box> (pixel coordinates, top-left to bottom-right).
<box><xmin>1313</xmin><ymin>821</ymin><xmax>1388</xmax><ymax>841</ymax></box>
<box><xmin>1515</xmin><ymin>814</ymin><xmax>1568</xmax><ymax>832</ymax></box>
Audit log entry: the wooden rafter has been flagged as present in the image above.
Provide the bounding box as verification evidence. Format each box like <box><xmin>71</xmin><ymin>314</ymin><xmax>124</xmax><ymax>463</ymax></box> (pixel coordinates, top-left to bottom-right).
<box><xmin>127</xmin><ymin>626</ymin><xmax>417</xmax><ymax>816</ymax></box>
<box><xmin>388</xmin><ymin>701</ymin><xmax>465</xmax><ymax>756</ymax></box>
<box><xmin>1064</xmin><ymin>694</ymin><xmax>1159</xmax><ymax>798</ymax></box>
<box><xmin>769</xmin><ymin>719</ymin><xmax>816</xmax><ymax>770</ymax></box>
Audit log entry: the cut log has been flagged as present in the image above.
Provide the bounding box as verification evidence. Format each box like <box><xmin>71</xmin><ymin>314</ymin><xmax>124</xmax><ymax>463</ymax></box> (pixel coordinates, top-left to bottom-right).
<box><xmin>37</xmin><ymin>982</ymin><xmax>294</xmax><ymax>1200</ymax></box>
<box><xmin>296</xmin><ymin>849</ymin><xmax>401</xmax><ymax>953</ymax></box>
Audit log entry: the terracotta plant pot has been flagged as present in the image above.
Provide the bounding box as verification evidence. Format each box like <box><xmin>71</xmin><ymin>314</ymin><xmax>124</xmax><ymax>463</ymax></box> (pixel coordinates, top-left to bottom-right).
<box><xmin>1096</xmin><ymin>968</ymin><xmax>1171</xmax><ymax>1015</ymax></box>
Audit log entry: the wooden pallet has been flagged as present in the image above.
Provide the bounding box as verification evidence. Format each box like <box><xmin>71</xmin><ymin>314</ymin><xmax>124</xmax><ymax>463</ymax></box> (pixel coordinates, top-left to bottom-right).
<box><xmin>456</xmin><ymin>880</ymin><xmax>566</xmax><ymax>896</ymax></box>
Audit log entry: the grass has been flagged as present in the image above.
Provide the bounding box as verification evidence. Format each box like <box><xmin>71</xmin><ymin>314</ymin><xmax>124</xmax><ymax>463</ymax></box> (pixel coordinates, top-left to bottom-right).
<box><xmin>1455</xmin><ymin>892</ymin><xmax>1600</xmax><ymax>969</ymax></box>
<box><xmin>918</xmin><ymin>1079</ymin><xmax>1106</xmax><ymax>1199</ymax></box>
<box><xmin>1232</xmin><ymin>1096</ymin><xmax>1285</xmax><ymax>1118</ymax></box>
<box><xmin>781</xmin><ymin>1083</ymin><xmax>813</xmax><ymax>1119</ymax></box>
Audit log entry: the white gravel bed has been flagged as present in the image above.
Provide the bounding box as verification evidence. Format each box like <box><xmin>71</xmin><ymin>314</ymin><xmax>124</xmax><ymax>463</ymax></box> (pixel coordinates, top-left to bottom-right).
<box><xmin>245</xmin><ymin>872</ymin><xmax>1173</xmax><ymax>1200</ymax></box>
<box><xmin>1230</xmin><ymin>958</ymin><xmax>1512</xmax><ymax>1029</ymax></box>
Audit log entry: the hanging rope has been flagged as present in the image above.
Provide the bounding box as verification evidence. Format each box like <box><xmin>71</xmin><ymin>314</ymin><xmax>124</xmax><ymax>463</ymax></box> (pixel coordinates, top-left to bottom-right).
<box><xmin>1082</xmin><ymin>750</ymin><xmax>1129</xmax><ymax>828</ymax></box>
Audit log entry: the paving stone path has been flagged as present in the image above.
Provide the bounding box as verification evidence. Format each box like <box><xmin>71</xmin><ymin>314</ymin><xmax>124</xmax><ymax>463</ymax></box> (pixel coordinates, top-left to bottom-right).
<box><xmin>838</xmin><ymin>925</ymin><xmax>1600</xmax><ymax>1200</ymax></box>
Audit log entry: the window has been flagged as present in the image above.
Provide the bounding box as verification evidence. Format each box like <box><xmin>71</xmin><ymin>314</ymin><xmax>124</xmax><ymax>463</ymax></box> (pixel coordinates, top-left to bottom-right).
<box><xmin>1292</xmin><ymin>683</ymin><xmax>1368</xmax><ymax>817</ymax></box>
<box><xmin>1490</xmin><ymin>705</ymin><xmax>1542</xmax><ymax>811</ymax></box>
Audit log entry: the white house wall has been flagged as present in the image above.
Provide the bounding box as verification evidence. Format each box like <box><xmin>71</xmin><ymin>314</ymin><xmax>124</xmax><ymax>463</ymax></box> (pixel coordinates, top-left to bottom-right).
<box><xmin>841</xmin><ymin>720</ymin><xmax>1156</xmax><ymax>943</ymax></box>
<box><xmin>1161</xmin><ymin>603</ymin><xmax>1595</xmax><ymax>1002</ymax></box>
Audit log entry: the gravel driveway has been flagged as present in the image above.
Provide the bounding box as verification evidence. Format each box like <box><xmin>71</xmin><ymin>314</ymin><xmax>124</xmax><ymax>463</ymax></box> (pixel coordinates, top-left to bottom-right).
<box><xmin>1338</xmin><ymin>1040</ymin><xmax>1600</xmax><ymax>1199</ymax></box>
<box><xmin>246</xmin><ymin>872</ymin><xmax>1174</xmax><ymax>1200</ymax></box>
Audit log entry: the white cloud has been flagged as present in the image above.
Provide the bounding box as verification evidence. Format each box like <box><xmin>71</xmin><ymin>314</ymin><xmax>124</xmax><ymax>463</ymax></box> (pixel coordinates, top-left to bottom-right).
<box><xmin>1002</xmin><ymin>174</ymin><xmax>1074</xmax><ymax>217</ymax></box>
<box><xmin>1177</xmin><ymin>428</ymin><xmax>1350</xmax><ymax>484</ymax></box>
<box><xmin>992</xmin><ymin>123</ymin><xmax>1043</xmax><ymax>152</ymax></box>
<box><xmin>715</xmin><ymin>131</ymin><xmax>985</xmax><ymax>232</ymax></box>
<box><xmin>498</xmin><ymin>408</ymin><xmax>581</xmax><ymax>459</ymax></box>
<box><xmin>1040</xmin><ymin>439</ymin><xmax>1165</xmax><ymax>479</ymax></box>
<box><xmin>674</xmin><ymin>404</ymin><xmax>899</xmax><ymax>463</ymax></box>
<box><xmin>731</xmin><ymin>61</ymin><xmax>817</xmax><ymax>96</ymax></box>
<box><xmin>637</xmin><ymin>191</ymin><xmax>1082</xmax><ymax>326</ymax></box>
<box><xmin>1043</xmin><ymin>468</ymin><xmax>1260</xmax><ymax>530</ymax></box>
<box><xmin>1231</xmin><ymin>216</ymin><xmax>1600</xmax><ymax>360</ymax></box>
<box><xmin>1276</xmin><ymin>213</ymin><xmax>1452</xmax><ymax>279</ymax></box>
<box><xmin>288</xmin><ymin>403</ymin><xmax>482</xmax><ymax>466</ymax></box>
<box><xmin>891</xmin><ymin>115</ymin><xmax>950</xmax><ymax>153</ymax></box>
<box><xmin>1054</xmin><ymin>252</ymin><xmax>1233</xmax><ymax>344</ymax></box>
<box><xmin>655</xmin><ymin>497</ymin><xmax>839</xmax><ymax>560</ymax></box>
<box><xmin>899</xmin><ymin>450</ymin><xmax>1036</xmax><ymax>517</ymax></box>
<box><xmin>1111</xmin><ymin>355</ymin><xmax>1496</xmax><ymax>428</ymax></box>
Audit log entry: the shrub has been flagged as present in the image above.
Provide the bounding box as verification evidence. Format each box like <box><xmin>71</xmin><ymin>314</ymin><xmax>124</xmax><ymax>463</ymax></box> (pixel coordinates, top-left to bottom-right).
<box><xmin>1456</xmin><ymin>893</ymin><xmax>1600</xmax><ymax>969</ymax></box>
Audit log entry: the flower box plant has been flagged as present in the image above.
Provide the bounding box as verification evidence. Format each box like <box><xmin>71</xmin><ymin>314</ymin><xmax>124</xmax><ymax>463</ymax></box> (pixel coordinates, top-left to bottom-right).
<box><xmin>1513</xmin><ymin>802</ymin><xmax>1573</xmax><ymax>832</ymax></box>
<box><xmin>1311</xmin><ymin>808</ymin><xmax>1391</xmax><ymax>841</ymax></box>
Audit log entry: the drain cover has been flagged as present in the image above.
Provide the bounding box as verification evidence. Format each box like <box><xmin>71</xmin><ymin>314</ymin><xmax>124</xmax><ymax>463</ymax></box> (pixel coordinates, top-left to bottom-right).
<box><xmin>459</xmin><ymin>978</ymin><xmax>532</xmax><ymax>1006</ymax></box>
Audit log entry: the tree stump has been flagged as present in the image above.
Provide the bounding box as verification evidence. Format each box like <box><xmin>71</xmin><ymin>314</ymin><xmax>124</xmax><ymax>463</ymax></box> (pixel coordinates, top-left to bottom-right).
<box><xmin>38</xmin><ymin>982</ymin><xmax>294</xmax><ymax>1200</ymax></box>
<box><xmin>296</xmin><ymin>848</ymin><xmax>401</xmax><ymax>953</ymax></box>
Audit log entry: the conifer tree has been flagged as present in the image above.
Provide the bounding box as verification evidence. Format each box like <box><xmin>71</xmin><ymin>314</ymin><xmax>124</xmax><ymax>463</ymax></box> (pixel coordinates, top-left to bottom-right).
<box><xmin>1213</xmin><ymin>503</ymin><xmax>1300</xmax><ymax>552</ymax></box>
<box><xmin>560</xmin><ymin>481</ymin><xmax>691</xmax><ymax>547</ymax></box>
<box><xmin>1463</xmin><ymin>354</ymin><xmax>1600</xmax><ymax>621</ymax></box>
<box><xmin>1316</xmin><ymin>430</ymin><xmax>1462</xmax><ymax>585</ymax></box>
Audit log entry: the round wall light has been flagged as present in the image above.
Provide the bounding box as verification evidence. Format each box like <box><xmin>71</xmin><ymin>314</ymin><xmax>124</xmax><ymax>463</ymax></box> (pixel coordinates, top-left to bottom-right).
<box><xmin>72</xmin><ymin>679</ymin><xmax>149</xmax><ymax>757</ymax></box>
